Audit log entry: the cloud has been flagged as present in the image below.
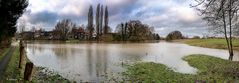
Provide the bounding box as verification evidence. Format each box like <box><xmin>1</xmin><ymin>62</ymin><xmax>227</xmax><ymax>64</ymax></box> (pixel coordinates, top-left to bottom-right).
<box><xmin>18</xmin><ymin>0</ymin><xmax>207</xmax><ymax>36</ymax></box>
<box><xmin>29</xmin><ymin>11</ymin><xmax>58</xmax><ymax>25</ymax></box>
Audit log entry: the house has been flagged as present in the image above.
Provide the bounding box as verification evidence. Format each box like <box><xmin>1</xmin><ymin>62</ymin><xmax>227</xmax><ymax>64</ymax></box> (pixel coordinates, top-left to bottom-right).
<box><xmin>41</xmin><ymin>31</ymin><xmax>53</xmax><ymax>39</ymax></box>
<box><xmin>72</xmin><ymin>27</ymin><xmax>86</xmax><ymax>40</ymax></box>
<box><xmin>21</xmin><ymin>31</ymin><xmax>34</xmax><ymax>40</ymax></box>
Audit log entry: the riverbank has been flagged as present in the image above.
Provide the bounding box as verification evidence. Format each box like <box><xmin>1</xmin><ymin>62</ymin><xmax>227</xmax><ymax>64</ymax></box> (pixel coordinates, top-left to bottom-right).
<box><xmin>24</xmin><ymin>39</ymin><xmax>160</xmax><ymax>44</ymax></box>
<box><xmin>175</xmin><ymin>39</ymin><xmax>239</xmax><ymax>51</ymax></box>
<box><xmin>123</xmin><ymin>54</ymin><xmax>239</xmax><ymax>82</ymax></box>
<box><xmin>0</xmin><ymin>45</ymin><xmax>71</xmax><ymax>82</ymax></box>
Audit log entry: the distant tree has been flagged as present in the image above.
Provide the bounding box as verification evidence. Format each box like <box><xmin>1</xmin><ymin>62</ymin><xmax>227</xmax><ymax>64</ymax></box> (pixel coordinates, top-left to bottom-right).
<box><xmin>53</xmin><ymin>19</ymin><xmax>74</xmax><ymax>41</ymax></box>
<box><xmin>166</xmin><ymin>31</ymin><xmax>183</xmax><ymax>41</ymax></box>
<box><xmin>104</xmin><ymin>6</ymin><xmax>109</xmax><ymax>34</ymax></box>
<box><xmin>192</xmin><ymin>0</ymin><xmax>239</xmax><ymax>60</ymax></box>
<box><xmin>115</xmin><ymin>20</ymin><xmax>155</xmax><ymax>41</ymax></box>
<box><xmin>87</xmin><ymin>5</ymin><xmax>94</xmax><ymax>40</ymax></box>
<box><xmin>121</xmin><ymin>23</ymin><xmax>127</xmax><ymax>41</ymax></box>
<box><xmin>18</xmin><ymin>20</ymin><xmax>26</xmax><ymax>39</ymax></box>
<box><xmin>192</xmin><ymin>36</ymin><xmax>200</xmax><ymax>39</ymax></box>
<box><xmin>0</xmin><ymin>0</ymin><xmax>28</xmax><ymax>47</ymax></box>
<box><xmin>30</xmin><ymin>26</ymin><xmax>36</xmax><ymax>39</ymax></box>
<box><xmin>100</xmin><ymin>5</ymin><xmax>104</xmax><ymax>35</ymax></box>
<box><xmin>234</xmin><ymin>23</ymin><xmax>239</xmax><ymax>36</ymax></box>
<box><xmin>18</xmin><ymin>20</ymin><xmax>26</xmax><ymax>33</ymax></box>
<box><xmin>154</xmin><ymin>34</ymin><xmax>160</xmax><ymax>40</ymax></box>
<box><xmin>95</xmin><ymin>4</ymin><xmax>100</xmax><ymax>38</ymax></box>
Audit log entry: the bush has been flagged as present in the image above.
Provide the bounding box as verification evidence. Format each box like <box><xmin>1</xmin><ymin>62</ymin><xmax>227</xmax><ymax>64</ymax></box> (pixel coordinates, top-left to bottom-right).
<box><xmin>192</xmin><ymin>36</ymin><xmax>200</xmax><ymax>39</ymax></box>
<box><xmin>166</xmin><ymin>31</ymin><xmax>183</xmax><ymax>41</ymax></box>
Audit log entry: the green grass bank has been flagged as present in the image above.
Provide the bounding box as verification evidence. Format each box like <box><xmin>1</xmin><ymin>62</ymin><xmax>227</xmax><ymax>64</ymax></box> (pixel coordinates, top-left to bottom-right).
<box><xmin>177</xmin><ymin>39</ymin><xmax>239</xmax><ymax>51</ymax></box>
<box><xmin>124</xmin><ymin>54</ymin><xmax>239</xmax><ymax>82</ymax></box>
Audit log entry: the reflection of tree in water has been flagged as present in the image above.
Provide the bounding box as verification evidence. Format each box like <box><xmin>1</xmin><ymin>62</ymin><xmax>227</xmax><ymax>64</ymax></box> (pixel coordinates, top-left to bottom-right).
<box><xmin>117</xmin><ymin>45</ymin><xmax>148</xmax><ymax>62</ymax></box>
<box><xmin>87</xmin><ymin>44</ymin><xmax>93</xmax><ymax>76</ymax></box>
<box><xmin>29</xmin><ymin>44</ymin><xmax>43</xmax><ymax>55</ymax></box>
<box><xmin>86</xmin><ymin>44</ymin><xmax>108</xmax><ymax>79</ymax></box>
<box><xmin>51</xmin><ymin>45</ymin><xmax>78</xmax><ymax>68</ymax></box>
<box><xmin>102</xmin><ymin>46</ymin><xmax>107</xmax><ymax>75</ymax></box>
<box><xmin>96</xmin><ymin>45</ymin><xmax>108</xmax><ymax>79</ymax></box>
<box><xmin>52</xmin><ymin>46</ymin><xmax>68</xmax><ymax>57</ymax></box>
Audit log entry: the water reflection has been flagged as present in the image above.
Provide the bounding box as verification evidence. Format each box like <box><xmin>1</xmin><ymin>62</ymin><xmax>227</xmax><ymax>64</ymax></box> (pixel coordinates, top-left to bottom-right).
<box><xmin>26</xmin><ymin>42</ymin><xmax>239</xmax><ymax>82</ymax></box>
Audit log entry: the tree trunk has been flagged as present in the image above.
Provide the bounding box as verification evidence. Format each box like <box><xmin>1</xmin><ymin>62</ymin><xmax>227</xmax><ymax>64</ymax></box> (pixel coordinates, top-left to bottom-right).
<box><xmin>228</xmin><ymin>0</ymin><xmax>234</xmax><ymax>60</ymax></box>
<box><xmin>222</xmin><ymin>11</ymin><xmax>232</xmax><ymax>60</ymax></box>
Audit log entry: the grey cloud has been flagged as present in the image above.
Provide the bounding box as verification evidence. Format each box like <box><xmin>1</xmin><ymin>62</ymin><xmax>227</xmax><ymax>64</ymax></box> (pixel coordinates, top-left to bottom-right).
<box><xmin>29</xmin><ymin>11</ymin><xmax>59</xmax><ymax>26</ymax></box>
<box><xmin>21</xmin><ymin>0</ymin><xmax>208</xmax><ymax>36</ymax></box>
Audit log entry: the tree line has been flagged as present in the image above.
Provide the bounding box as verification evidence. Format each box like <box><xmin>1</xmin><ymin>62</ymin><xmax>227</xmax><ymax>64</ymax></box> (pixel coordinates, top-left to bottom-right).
<box><xmin>52</xmin><ymin>4</ymin><xmax>160</xmax><ymax>41</ymax></box>
<box><xmin>114</xmin><ymin>20</ymin><xmax>160</xmax><ymax>41</ymax></box>
<box><xmin>52</xmin><ymin>4</ymin><xmax>110</xmax><ymax>41</ymax></box>
<box><xmin>86</xmin><ymin>4</ymin><xmax>110</xmax><ymax>40</ymax></box>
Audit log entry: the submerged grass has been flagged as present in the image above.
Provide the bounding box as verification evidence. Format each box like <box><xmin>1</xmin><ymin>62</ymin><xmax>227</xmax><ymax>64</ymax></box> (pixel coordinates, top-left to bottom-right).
<box><xmin>179</xmin><ymin>39</ymin><xmax>239</xmax><ymax>51</ymax></box>
<box><xmin>124</xmin><ymin>54</ymin><xmax>239</xmax><ymax>82</ymax></box>
<box><xmin>31</xmin><ymin>67</ymin><xmax>71</xmax><ymax>83</ymax></box>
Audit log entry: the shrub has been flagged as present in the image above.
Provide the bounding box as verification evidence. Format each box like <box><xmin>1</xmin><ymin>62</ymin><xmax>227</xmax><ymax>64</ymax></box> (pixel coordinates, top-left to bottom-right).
<box><xmin>166</xmin><ymin>31</ymin><xmax>183</xmax><ymax>41</ymax></box>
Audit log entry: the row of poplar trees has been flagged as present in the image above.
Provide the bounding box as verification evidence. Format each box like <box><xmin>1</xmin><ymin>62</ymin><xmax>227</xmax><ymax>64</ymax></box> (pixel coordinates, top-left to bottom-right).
<box><xmin>87</xmin><ymin>4</ymin><xmax>109</xmax><ymax>40</ymax></box>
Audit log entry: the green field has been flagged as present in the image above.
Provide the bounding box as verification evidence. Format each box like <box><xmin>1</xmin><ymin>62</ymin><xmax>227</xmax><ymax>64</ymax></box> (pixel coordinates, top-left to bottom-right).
<box><xmin>124</xmin><ymin>54</ymin><xmax>239</xmax><ymax>82</ymax></box>
<box><xmin>178</xmin><ymin>39</ymin><xmax>239</xmax><ymax>51</ymax></box>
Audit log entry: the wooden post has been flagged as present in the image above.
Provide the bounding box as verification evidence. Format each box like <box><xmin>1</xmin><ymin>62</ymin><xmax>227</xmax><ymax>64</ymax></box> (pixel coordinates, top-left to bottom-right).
<box><xmin>24</xmin><ymin>62</ymin><xmax>34</xmax><ymax>81</ymax></box>
<box><xmin>19</xmin><ymin>40</ymin><xmax>24</xmax><ymax>68</ymax></box>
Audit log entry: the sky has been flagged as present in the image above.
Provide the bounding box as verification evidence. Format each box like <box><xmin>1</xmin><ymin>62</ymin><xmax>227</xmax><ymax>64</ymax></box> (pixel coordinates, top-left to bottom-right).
<box><xmin>18</xmin><ymin>0</ymin><xmax>209</xmax><ymax>37</ymax></box>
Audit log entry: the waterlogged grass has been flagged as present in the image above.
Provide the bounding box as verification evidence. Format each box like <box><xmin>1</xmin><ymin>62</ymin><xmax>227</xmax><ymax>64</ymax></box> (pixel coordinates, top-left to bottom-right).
<box><xmin>123</xmin><ymin>62</ymin><xmax>194</xmax><ymax>82</ymax></box>
<box><xmin>124</xmin><ymin>54</ymin><xmax>239</xmax><ymax>82</ymax></box>
<box><xmin>180</xmin><ymin>39</ymin><xmax>239</xmax><ymax>51</ymax></box>
<box><xmin>32</xmin><ymin>67</ymin><xmax>71</xmax><ymax>83</ymax></box>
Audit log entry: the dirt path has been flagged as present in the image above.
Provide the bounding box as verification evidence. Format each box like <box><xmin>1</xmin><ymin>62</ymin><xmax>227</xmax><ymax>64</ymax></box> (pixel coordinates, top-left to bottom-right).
<box><xmin>0</xmin><ymin>45</ymin><xmax>16</xmax><ymax>80</ymax></box>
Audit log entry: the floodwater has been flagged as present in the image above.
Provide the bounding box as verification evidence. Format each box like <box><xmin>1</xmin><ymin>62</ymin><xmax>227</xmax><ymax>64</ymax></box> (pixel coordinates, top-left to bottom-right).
<box><xmin>26</xmin><ymin>41</ymin><xmax>239</xmax><ymax>82</ymax></box>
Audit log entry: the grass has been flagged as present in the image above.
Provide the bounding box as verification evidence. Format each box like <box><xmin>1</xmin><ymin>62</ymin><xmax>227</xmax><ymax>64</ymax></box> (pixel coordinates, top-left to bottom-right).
<box><xmin>0</xmin><ymin>48</ymin><xmax>10</xmax><ymax>60</ymax></box>
<box><xmin>31</xmin><ymin>67</ymin><xmax>71</xmax><ymax>83</ymax></box>
<box><xmin>2</xmin><ymin>46</ymin><xmax>21</xmax><ymax>82</ymax></box>
<box><xmin>178</xmin><ymin>39</ymin><xmax>239</xmax><ymax>51</ymax></box>
<box><xmin>123</xmin><ymin>54</ymin><xmax>239</xmax><ymax>82</ymax></box>
<box><xmin>122</xmin><ymin>62</ymin><xmax>193</xmax><ymax>82</ymax></box>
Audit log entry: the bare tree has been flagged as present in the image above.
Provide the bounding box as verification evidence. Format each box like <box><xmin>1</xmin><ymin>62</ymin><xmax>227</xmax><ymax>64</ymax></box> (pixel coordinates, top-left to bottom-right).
<box><xmin>192</xmin><ymin>0</ymin><xmax>239</xmax><ymax>60</ymax></box>
<box><xmin>18</xmin><ymin>20</ymin><xmax>26</xmax><ymax>38</ymax></box>
<box><xmin>115</xmin><ymin>20</ymin><xmax>155</xmax><ymax>41</ymax></box>
<box><xmin>54</xmin><ymin>19</ymin><xmax>74</xmax><ymax>41</ymax></box>
<box><xmin>18</xmin><ymin>20</ymin><xmax>26</xmax><ymax>33</ymax></box>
